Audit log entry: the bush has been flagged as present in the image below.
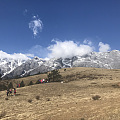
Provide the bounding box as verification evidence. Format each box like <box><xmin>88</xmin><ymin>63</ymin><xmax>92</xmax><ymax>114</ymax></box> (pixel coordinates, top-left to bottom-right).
<box><xmin>112</xmin><ymin>83</ymin><xmax>120</xmax><ymax>88</ymax></box>
<box><xmin>0</xmin><ymin>110</ymin><xmax>6</xmax><ymax>119</ymax></box>
<box><xmin>5</xmin><ymin>98</ymin><xmax>9</xmax><ymax>100</ymax></box>
<box><xmin>28</xmin><ymin>81</ymin><xmax>34</xmax><ymax>86</ymax></box>
<box><xmin>0</xmin><ymin>84</ymin><xmax>7</xmax><ymax>91</ymax></box>
<box><xmin>20</xmin><ymin>80</ymin><xmax>25</xmax><ymax>87</ymax></box>
<box><xmin>36</xmin><ymin>96</ymin><xmax>40</xmax><ymax>100</ymax></box>
<box><xmin>28</xmin><ymin>99</ymin><xmax>32</xmax><ymax>103</ymax></box>
<box><xmin>8</xmin><ymin>82</ymin><xmax>13</xmax><ymax>89</ymax></box>
<box><xmin>81</xmin><ymin>118</ymin><xmax>85</xmax><ymax>120</ymax></box>
<box><xmin>0</xmin><ymin>74</ymin><xmax>2</xmax><ymax>80</ymax></box>
<box><xmin>92</xmin><ymin>95</ymin><xmax>101</xmax><ymax>100</ymax></box>
<box><xmin>36</xmin><ymin>80</ymin><xmax>40</xmax><ymax>84</ymax></box>
<box><xmin>46</xmin><ymin>98</ymin><xmax>50</xmax><ymax>101</ymax></box>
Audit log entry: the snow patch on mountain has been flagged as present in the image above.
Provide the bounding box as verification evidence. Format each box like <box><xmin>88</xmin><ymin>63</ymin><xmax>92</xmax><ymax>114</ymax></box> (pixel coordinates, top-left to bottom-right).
<box><xmin>0</xmin><ymin>58</ymin><xmax>26</xmax><ymax>78</ymax></box>
<box><xmin>1</xmin><ymin>50</ymin><xmax>120</xmax><ymax>79</ymax></box>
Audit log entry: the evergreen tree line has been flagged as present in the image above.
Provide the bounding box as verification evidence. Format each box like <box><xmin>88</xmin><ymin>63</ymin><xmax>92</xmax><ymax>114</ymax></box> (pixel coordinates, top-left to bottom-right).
<box><xmin>0</xmin><ymin>69</ymin><xmax>62</xmax><ymax>91</ymax></box>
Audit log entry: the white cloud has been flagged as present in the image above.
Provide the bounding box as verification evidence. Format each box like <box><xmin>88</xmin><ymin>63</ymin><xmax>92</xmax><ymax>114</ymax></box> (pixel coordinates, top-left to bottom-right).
<box><xmin>0</xmin><ymin>41</ymin><xmax>112</xmax><ymax>60</ymax></box>
<box><xmin>29</xmin><ymin>15</ymin><xmax>43</xmax><ymax>37</ymax></box>
<box><xmin>98</xmin><ymin>42</ymin><xmax>111</xmax><ymax>52</ymax></box>
<box><xmin>0</xmin><ymin>50</ymin><xmax>31</xmax><ymax>60</ymax></box>
<box><xmin>25</xmin><ymin>54</ymin><xmax>34</xmax><ymax>58</ymax></box>
<box><xmin>47</xmin><ymin>40</ymin><xmax>94</xmax><ymax>58</ymax></box>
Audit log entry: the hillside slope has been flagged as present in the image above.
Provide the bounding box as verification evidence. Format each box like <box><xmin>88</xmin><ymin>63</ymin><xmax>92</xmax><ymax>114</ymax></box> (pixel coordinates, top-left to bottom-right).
<box><xmin>1</xmin><ymin>67</ymin><xmax>120</xmax><ymax>119</ymax></box>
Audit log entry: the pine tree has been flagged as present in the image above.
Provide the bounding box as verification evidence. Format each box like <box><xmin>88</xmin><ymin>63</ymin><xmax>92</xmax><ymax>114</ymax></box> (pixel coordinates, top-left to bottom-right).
<box><xmin>8</xmin><ymin>82</ymin><xmax>13</xmax><ymax>89</ymax></box>
<box><xmin>20</xmin><ymin>80</ymin><xmax>25</xmax><ymax>87</ymax></box>
<box><xmin>47</xmin><ymin>69</ymin><xmax>62</xmax><ymax>82</ymax></box>
<box><xmin>0</xmin><ymin>73</ymin><xmax>2</xmax><ymax>80</ymax></box>
<box><xmin>28</xmin><ymin>81</ymin><xmax>34</xmax><ymax>86</ymax></box>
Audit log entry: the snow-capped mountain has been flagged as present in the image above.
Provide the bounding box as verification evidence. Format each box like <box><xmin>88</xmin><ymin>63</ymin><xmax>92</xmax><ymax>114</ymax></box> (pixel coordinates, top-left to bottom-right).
<box><xmin>0</xmin><ymin>58</ymin><xmax>26</xmax><ymax>78</ymax></box>
<box><xmin>0</xmin><ymin>57</ymin><xmax>47</xmax><ymax>79</ymax></box>
<box><xmin>1</xmin><ymin>50</ymin><xmax>120</xmax><ymax>80</ymax></box>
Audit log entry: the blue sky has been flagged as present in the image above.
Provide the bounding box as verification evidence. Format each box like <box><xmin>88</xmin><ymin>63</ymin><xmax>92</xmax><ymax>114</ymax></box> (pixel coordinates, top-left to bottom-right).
<box><xmin>0</xmin><ymin>0</ymin><xmax>120</xmax><ymax>59</ymax></box>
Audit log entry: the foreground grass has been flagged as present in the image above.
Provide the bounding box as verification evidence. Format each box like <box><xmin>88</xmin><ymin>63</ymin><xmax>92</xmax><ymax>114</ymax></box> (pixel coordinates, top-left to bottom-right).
<box><xmin>0</xmin><ymin>67</ymin><xmax>120</xmax><ymax>120</ymax></box>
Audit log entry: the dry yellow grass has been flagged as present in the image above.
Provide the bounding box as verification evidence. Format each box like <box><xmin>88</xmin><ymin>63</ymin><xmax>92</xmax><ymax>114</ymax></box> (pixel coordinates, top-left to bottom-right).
<box><xmin>0</xmin><ymin>67</ymin><xmax>120</xmax><ymax>120</ymax></box>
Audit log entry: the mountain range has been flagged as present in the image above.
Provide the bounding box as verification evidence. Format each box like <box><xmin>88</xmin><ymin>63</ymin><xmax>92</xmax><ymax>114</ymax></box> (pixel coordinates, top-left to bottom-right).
<box><xmin>0</xmin><ymin>50</ymin><xmax>120</xmax><ymax>80</ymax></box>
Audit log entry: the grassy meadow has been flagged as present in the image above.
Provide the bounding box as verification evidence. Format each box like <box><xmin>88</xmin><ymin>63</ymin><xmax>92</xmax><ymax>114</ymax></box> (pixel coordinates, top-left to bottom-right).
<box><xmin>0</xmin><ymin>67</ymin><xmax>120</xmax><ymax>120</ymax></box>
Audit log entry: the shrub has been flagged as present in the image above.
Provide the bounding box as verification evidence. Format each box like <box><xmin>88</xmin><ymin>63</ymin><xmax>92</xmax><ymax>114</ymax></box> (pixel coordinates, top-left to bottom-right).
<box><xmin>28</xmin><ymin>99</ymin><xmax>32</xmax><ymax>103</ymax></box>
<box><xmin>0</xmin><ymin>84</ymin><xmax>7</xmax><ymax>91</ymax></box>
<box><xmin>28</xmin><ymin>81</ymin><xmax>34</xmax><ymax>86</ymax></box>
<box><xmin>91</xmin><ymin>82</ymin><xmax>97</xmax><ymax>84</ymax></box>
<box><xmin>8</xmin><ymin>82</ymin><xmax>13</xmax><ymax>89</ymax></box>
<box><xmin>92</xmin><ymin>95</ymin><xmax>101</xmax><ymax>100</ymax></box>
<box><xmin>0</xmin><ymin>74</ymin><xmax>2</xmax><ymax>80</ymax></box>
<box><xmin>36</xmin><ymin>96</ymin><xmax>40</xmax><ymax>100</ymax></box>
<box><xmin>112</xmin><ymin>83</ymin><xmax>120</xmax><ymax>88</ymax></box>
<box><xmin>0</xmin><ymin>110</ymin><xmax>6</xmax><ymax>119</ymax></box>
<box><xmin>46</xmin><ymin>98</ymin><xmax>50</xmax><ymax>101</ymax></box>
<box><xmin>36</xmin><ymin>80</ymin><xmax>40</xmax><ymax>84</ymax></box>
<box><xmin>81</xmin><ymin>118</ymin><xmax>85</xmax><ymax>120</ymax></box>
<box><xmin>20</xmin><ymin>80</ymin><xmax>25</xmax><ymax>87</ymax></box>
<box><xmin>5</xmin><ymin>98</ymin><xmax>9</xmax><ymax>100</ymax></box>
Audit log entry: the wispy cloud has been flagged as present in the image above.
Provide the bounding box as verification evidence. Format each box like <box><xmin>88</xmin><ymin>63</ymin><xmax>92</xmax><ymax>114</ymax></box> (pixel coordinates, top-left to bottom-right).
<box><xmin>29</xmin><ymin>15</ymin><xmax>43</xmax><ymax>37</ymax></box>
<box><xmin>98</xmin><ymin>42</ymin><xmax>111</xmax><ymax>52</ymax></box>
<box><xmin>83</xmin><ymin>39</ymin><xmax>92</xmax><ymax>46</ymax></box>
<box><xmin>23</xmin><ymin>9</ymin><xmax>28</xmax><ymax>16</ymax></box>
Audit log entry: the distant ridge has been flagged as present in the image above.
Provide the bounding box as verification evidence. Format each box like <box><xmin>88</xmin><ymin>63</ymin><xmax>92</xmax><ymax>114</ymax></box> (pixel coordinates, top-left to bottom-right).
<box><xmin>1</xmin><ymin>50</ymin><xmax>120</xmax><ymax>80</ymax></box>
